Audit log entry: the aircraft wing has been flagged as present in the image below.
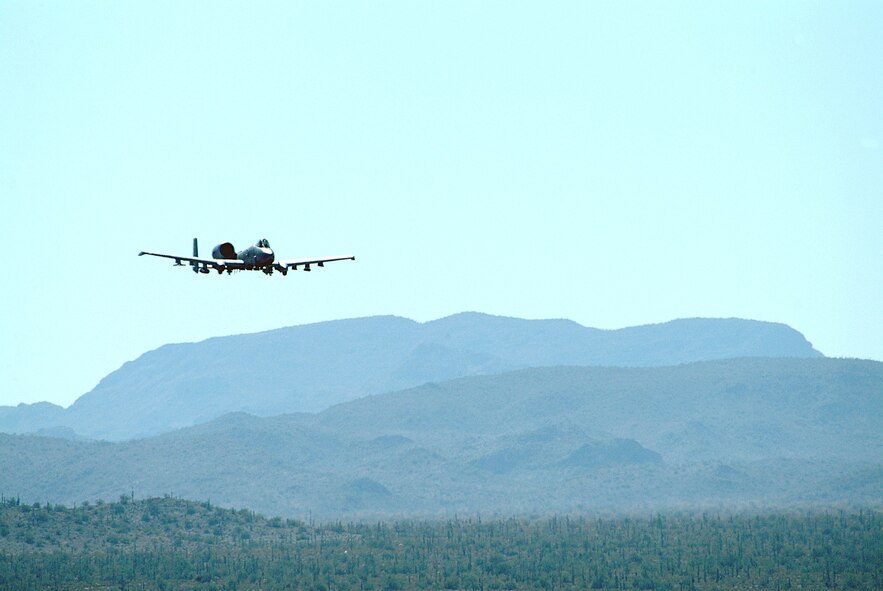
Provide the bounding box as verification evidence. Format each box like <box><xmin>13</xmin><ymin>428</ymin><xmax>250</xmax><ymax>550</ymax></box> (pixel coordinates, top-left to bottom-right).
<box><xmin>138</xmin><ymin>251</ymin><xmax>245</xmax><ymax>271</ymax></box>
<box><xmin>274</xmin><ymin>254</ymin><xmax>356</xmax><ymax>272</ymax></box>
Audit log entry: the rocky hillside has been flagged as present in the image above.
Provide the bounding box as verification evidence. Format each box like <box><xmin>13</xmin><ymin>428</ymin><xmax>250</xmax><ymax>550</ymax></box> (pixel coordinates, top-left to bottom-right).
<box><xmin>2</xmin><ymin>357</ymin><xmax>877</xmax><ymax>520</ymax></box>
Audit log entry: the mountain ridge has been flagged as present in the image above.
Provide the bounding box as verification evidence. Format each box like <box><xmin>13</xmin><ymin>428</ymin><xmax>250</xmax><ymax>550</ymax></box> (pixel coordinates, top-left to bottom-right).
<box><xmin>0</xmin><ymin>312</ymin><xmax>823</xmax><ymax>440</ymax></box>
<box><xmin>2</xmin><ymin>357</ymin><xmax>878</xmax><ymax>519</ymax></box>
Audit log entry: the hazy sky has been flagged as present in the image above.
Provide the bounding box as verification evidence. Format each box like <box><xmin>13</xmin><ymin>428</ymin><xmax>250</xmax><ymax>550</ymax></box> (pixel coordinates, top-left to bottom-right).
<box><xmin>1</xmin><ymin>1</ymin><xmax>881</xmax><ymax>408</ymax></box>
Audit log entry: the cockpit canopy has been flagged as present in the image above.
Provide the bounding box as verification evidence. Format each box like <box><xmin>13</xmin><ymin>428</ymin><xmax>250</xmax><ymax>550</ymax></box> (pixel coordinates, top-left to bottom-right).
<box><xmin>257</xmin><ymin>239</ymin><xmax>270</xmax><ymax>248</ymax></box>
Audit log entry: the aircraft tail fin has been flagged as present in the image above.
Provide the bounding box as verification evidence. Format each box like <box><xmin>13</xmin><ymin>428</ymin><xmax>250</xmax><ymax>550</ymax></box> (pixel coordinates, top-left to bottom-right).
<box><xmin>192</xmin><ymin>238</ymin><xmax>198</xmax><ymax>273</ymax></box>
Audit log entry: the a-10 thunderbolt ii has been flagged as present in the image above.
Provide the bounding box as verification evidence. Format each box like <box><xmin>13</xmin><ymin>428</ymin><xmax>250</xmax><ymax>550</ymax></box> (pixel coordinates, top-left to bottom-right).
<box><xmin>139</xmin><ymin>238</ymin><xmax>354</xmax><ymax>276</ymax></box>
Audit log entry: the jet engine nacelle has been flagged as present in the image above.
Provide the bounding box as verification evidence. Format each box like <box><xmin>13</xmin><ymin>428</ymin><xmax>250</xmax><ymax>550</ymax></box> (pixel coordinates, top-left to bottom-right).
<box><xmin>212</xmin><ymin>242</ymin><xmax>236</xmax><ymax>259</ymax></box>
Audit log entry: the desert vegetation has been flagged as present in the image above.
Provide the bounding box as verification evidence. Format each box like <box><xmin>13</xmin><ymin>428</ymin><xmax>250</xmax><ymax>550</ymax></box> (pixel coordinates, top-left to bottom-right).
<box><xmin>2</xmin><ymin>495</ymin><xmax>880</xmax><ymax>590</ymax></box>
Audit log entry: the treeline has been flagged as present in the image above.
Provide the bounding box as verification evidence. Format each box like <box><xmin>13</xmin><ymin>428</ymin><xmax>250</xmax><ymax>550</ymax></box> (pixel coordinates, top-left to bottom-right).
<box><xmin>1</xmin><ymin>496</ymin><xmax>880</xmax><ymax>590</ymax></box>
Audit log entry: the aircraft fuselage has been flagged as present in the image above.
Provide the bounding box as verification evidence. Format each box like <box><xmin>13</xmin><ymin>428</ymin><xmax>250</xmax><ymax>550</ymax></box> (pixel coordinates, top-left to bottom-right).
<box><xmin>236</xmin><ymin>244</ymin><xmax>275</xmax><ymax>270</ymax></box>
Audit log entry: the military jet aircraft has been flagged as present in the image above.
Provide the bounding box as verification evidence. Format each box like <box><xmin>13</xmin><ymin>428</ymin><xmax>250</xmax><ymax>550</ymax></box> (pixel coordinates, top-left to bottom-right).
<box><xmin>139</xmin><ymin>238</ymin><xmax>354</xmax><ymax>276</ymax></box>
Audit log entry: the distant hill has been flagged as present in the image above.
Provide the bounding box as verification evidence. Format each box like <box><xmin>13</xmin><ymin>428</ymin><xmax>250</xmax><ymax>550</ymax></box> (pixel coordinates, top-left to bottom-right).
<box><xmin>0</xmin><ymin>402</ymin><xmax>65</xmax><ymax>433</ymax></box>
<box><xmin>0</xmin><ymin>313</ymin><xmax>822</xmax><ymax>440</ymax></box>
<box><xmin>2</xmin><ymin>357</ymin><xmax>877</xmax><ymax>520</ymax></box>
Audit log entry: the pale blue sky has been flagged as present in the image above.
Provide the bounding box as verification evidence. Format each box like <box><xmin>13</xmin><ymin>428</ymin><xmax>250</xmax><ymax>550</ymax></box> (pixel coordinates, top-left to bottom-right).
<box><xmin>1</xmin><ymin>1</ymin><xmax>881</xmax><ymax>408</ymax></box>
